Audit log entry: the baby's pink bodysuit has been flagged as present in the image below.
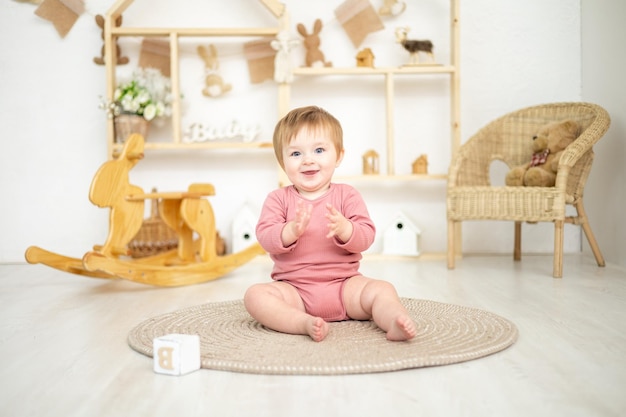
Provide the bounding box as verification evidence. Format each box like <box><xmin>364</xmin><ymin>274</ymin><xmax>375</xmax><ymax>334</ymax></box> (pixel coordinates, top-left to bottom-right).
<box><xmin>256</xmin><ymin>183</ymin><xmax>376</xmax><ymax>321</ymax></box>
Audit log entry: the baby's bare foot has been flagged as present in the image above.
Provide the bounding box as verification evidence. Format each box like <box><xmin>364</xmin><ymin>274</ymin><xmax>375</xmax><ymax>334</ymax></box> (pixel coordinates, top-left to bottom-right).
<box><xmin>386</xmin><ymin>315</ymin><xmax>417</xmax><ymax>341</ymax></box>
<box><xmin>307</xmin><ymin>317</ymin><xmax>329</xmax><ymax>342</ymax></box>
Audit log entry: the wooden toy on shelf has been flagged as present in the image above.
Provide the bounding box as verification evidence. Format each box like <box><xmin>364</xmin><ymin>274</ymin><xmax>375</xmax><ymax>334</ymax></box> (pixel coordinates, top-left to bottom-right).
<box><xmin>25</xmin><ymin>134</ymin><xmax>264</xmax><ymax>287</ymax></box>
<box><xmin>356</xmin><ymin>48</ymin><xmax>375</xmax><ymax>68</ymax></box>
<box><xmin>297</xmin><ymin>19</ymin><xmax>332</xmax><ymax>67</ymax></box>
<box><xmin>395</xmin><ymin>27</ymin><xmax>435</xmax><ymax>65</ymax></box>
<box><xmin>362</xmin><ymin>149</ymin><xmax>380</xmax><ymax>174</ymax></box>
<box><xmin>412</xmin><ymin>154</ymin><xmax>428</xmax><ymax>174</ymax></box>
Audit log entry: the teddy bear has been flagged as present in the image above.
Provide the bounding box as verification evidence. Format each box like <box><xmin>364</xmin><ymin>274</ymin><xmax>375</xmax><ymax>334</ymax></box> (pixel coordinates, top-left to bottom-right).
<box><xmin>505</xmin><ymin>119</ymin><xmax>581</xmax><ymax>187</ymax></box>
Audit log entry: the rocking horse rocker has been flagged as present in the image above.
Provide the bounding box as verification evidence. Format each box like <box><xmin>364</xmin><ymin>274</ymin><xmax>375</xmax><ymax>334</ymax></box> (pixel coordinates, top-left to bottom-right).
<box><xmin>25</xmin><ymin>134</ymin><xmax>265</xmax><ymax>286</ymax></box>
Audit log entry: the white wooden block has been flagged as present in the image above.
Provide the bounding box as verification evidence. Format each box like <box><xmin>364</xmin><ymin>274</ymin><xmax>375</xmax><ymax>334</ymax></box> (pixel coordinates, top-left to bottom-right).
<box><xmin>153</xmin><ymin>334</ymin><xmax>201</xmax><ymax>376</ymax></box>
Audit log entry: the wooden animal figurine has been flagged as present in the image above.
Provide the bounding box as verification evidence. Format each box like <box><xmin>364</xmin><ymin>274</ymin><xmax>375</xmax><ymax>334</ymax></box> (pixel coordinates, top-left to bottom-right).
<box><xmin>297</xmin><ymin>19</ymin><xmax>332</xmax><ymax>67</ymax></box>
<box><xmin>395</xmin><ymin>27</ymin><xmax>434</xmax><ymax>65</ymax></box>
<box><xmin>378</xmin><ymin>0</ymin><xmax>406</xmax><ymax>17</ymax></box>
<box><xmin>198</xmin><ymin>44</ymin><xmax>232</xmax><ymax>97</ymax></box>
<box><xmin>93</xmin><ymin>14</ymin><xmax>129</xmax><ymax>66</ymax></box>
<box><xmin>270</xmin><ymin>30</ymin><xmax>300</xmax><ymax>83</ymax></box>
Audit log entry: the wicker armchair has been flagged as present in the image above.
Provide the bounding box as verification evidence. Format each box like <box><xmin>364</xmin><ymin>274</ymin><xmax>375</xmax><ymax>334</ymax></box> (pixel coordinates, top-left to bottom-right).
<box><xmin>447</xmin><ymin>102</ymin><xmax>610</xmax><ymax>277</ymax></box>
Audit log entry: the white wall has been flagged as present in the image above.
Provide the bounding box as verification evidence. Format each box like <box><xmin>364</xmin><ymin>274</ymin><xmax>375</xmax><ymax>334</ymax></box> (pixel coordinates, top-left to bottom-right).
<box><xmin>0</xmin><ymin>0</ymin><xmax>602</xmax><ymax>263</ymax></box>
<box><xmin>581</xmin><ymin>0</ymin><xmax>626</xmax><ymax>269</ymax></box>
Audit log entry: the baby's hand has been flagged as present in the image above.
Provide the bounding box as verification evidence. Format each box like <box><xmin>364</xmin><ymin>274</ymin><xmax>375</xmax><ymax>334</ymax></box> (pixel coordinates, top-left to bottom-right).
<box><xmin>292</xmin><ymin>200</ymin><xmax>312</xmax><ymax>237</ymax></box>
<box><xmin>325</xmin><ymin>203</ymin><xmax>353</xmax><ymax>242</ymax></box>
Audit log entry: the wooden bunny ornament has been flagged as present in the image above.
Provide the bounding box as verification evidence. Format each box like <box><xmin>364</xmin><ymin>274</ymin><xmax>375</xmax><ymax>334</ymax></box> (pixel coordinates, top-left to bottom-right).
<box><xmin>197</xmin><ymin>44</ymin><xmax>232</xmax><ymax>98</ymax></box>
<box><xmin>93</xmin><ymin>14</ymin><xmax>129</xmax><ymax>66</ymax></box>
<box><xmin>297</xmin><ymin>19</ymin><xmax>332</xmax><ymax>68</ymax></box>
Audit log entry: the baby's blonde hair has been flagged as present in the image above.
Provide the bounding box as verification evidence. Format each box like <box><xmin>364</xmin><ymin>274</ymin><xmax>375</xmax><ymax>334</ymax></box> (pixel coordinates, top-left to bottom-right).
<box><xmin>272</xmin><ymin>106</ymin><xmax>343</xmax><ymax>168</ymax></box>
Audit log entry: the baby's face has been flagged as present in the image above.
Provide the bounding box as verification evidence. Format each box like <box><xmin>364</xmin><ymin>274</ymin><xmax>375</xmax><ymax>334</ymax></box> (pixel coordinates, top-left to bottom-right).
<box><xmin>282</xmin><ymin>126</ymin><xmax>343</xmax><ymax>199</ymax></box>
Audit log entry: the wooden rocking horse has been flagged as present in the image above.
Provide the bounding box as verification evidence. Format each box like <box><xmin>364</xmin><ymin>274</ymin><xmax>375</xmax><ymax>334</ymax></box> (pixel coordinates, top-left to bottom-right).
<box><xmin>25</xmin><ymin>134</ymin><xmax>264</xmax><ymax>286</ymax></box>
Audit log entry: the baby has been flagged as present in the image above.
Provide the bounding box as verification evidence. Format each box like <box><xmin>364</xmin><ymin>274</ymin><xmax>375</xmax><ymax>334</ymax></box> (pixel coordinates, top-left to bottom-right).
<box><xmin>244</xmin><ymin>106</ymin><xmax>416</xmax><ymax>342</ymax></box>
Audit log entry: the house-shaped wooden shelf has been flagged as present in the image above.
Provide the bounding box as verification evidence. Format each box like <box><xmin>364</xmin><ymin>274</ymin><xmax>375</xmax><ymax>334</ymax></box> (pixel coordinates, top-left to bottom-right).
<box><xmin>102</xmin><ymin>0</ymin><xmax>288</xmax><ymax>158</ymax></box>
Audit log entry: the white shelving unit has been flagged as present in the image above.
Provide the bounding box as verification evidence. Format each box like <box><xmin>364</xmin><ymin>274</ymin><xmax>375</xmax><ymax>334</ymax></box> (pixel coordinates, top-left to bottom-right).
<box><xmin>277</xmin><ymin>0</ymin><xmax>460</xmax><ymax>185</ymax></box>
<box><xmin>102</xmin><ymin>0</ymin><xmax>286</xmax><ymax>158</ymax></box>
<box><xmin>101</xmin><ymin>0</ymin><xmax>460</xmax><ymax>256</ymax></box>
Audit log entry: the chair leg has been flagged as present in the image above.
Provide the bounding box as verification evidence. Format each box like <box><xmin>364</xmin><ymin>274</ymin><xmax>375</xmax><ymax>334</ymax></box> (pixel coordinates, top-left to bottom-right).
<box><xmin>553</xmin><ymin>220</ymin><xmax>564</xmax><ymax>278</ymax></box>
<box><xmin>513</xmin><ymin>221</ymin><xmax>522</xmax><ymax>261</ymax></box>
<box><xmin>447</xmin><ymin>219</ymin><xmax>456</xmax><ymax>269</ymax></box>
<box><xmin>575</xmin><ymin>200</ymin><xmax>606</xmax><ymax>267</ymax></box>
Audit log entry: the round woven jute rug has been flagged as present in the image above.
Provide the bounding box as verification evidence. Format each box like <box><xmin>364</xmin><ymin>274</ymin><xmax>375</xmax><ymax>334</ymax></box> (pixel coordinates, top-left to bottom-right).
<box><xmin>128</xmin><ymin>298</ymin><xmax>518</xmax><ymax>375</ymax></box>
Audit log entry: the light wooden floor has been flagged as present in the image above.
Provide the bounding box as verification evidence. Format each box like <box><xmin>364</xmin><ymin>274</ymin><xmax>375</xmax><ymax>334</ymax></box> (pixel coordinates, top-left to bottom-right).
<box><xmin>1</xmin><ymin>254</ymin><xmax>625</xmax><ymax>417</ymax></box>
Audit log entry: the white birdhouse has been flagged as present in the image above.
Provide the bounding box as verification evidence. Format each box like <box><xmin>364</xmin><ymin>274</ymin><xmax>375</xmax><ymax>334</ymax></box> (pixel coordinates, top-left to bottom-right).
<box><xmin>232</xmin><ymin>203</ymin><xmax>259</xmax><ymax>253</ymax></box>
<box><xmin>382</xmin><ymin>212</ymin><xmax>421</xmax><ymax>256</ymax></box>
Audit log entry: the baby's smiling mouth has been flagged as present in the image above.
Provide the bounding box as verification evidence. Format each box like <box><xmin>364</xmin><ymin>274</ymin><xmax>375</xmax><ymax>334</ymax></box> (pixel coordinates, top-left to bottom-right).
<box><xmin>301</xmin><ymin>170</ymin><xmax>318</xmax><ymax>175</ymax></box>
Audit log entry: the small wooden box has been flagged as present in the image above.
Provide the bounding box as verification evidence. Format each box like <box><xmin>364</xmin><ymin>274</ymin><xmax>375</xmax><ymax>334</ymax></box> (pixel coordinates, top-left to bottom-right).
<box><xmin>153</xmin><ymin>334</ymin><xmax>201</xmax><ymax>376</ymax></box>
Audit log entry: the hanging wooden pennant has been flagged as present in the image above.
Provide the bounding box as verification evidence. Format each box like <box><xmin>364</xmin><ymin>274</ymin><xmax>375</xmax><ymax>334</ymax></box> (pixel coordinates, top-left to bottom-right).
<box><xmin>139</xmin><ymin>38</ymin><xmax>171</xmax><ymax>77</ymax></box>
<box><xmin>243</xmin><ymin>37</ymin><xmax>276</xmax><ymax>84</ymax></box>
<box><xmin>34</xmin><ymin>0</ymin><xmax>84</xmax><ymax>38</ymax></box>
<box><xmin>334</xmin><ymin>0</ymin><xmax>384</xmax><ymax>48</ymax></box>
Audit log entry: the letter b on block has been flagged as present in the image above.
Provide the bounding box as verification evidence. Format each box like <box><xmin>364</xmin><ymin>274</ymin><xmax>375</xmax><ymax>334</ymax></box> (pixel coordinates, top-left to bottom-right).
<box><xmin>153</xmin><ymin>334</ymin><xmax>201</xmax><ymax>376</ymax></box>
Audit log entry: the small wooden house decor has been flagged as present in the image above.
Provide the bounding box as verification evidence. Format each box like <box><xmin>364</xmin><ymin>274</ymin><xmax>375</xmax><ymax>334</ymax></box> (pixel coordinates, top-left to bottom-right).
<box><xmin>412</xmin><ymin>154</ymin><xmax>428</xmax><ymax>174</ymax></box>
<box><xmin>382</xmin><ymin>211</ymin><xmax>421</xmax><ymax>256</ymax></box>
<box><xmin>356</xmin><ymin>48</ymin><xmax>375</xmax><ymax>67</ymax></box>
<box><xmin>232</xmin><ymin>203</ymin><xmax>259</xmax><ymax>253</ymax></box>
<box><xmin>362</xmin><ymin>149</ymin><xmax>380</xmax><ymax>174</ymax></box>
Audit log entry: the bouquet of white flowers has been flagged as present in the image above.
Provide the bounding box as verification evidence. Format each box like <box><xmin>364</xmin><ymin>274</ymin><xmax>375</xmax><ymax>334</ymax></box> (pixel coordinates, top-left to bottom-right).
<box><xmin>101</xmin><ymin>67</ymin><xmax>173</xmax><ymax>121</ymax></box>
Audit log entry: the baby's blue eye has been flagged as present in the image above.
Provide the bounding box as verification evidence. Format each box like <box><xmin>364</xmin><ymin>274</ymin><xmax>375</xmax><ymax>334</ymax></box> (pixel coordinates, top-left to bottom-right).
<box><xmin>290</xmin><ymin>151</ymin><xmax>301</xmax><ymax>157</ymax></box>
<box><xmin>315</xmin><ymin>147</ymin><xmax>325</xmax><ymax>154</ymax></box>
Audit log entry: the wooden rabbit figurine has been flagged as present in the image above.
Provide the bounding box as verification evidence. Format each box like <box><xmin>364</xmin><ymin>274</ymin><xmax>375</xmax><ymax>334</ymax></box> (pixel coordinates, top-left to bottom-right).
<box><xmin>197</xmin><ymin>44</ymin><xmax>232</xmax><ymax>97</ymax></box>
<box><xmin>93</xmin><ymin>14</ymin><xmax>129</xmax><ymax>66</ymax></box>
<box><xmin>297</xmin><ymin>19</ymin><xmax>332</xmax><ymax>68</ymax></box>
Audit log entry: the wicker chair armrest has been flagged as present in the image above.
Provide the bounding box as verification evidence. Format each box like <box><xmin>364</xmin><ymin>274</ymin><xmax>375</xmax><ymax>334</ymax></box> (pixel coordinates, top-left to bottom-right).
<box><xmin>559</xmin><ymin>110</ymin><xmax>610</xmax><ymax>168</ymax></box>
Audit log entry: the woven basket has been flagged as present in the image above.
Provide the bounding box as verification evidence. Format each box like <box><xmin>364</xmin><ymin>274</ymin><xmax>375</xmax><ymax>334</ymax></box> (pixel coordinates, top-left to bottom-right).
<box><xmin>128</xmin><ymin>188</ymin><xmax>178</xmax><ymax>258</ymax></box>
<box><xmin>114</xmin><ymin>114</ymin><xmax>149</xmax><ymax>144</ymax></box>
<box><xmin>127</xmin><ymin>188</ymin><xmax>227</xmax><ymax>258</ymax></box>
